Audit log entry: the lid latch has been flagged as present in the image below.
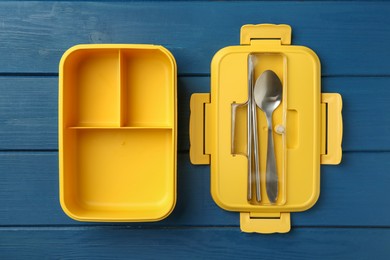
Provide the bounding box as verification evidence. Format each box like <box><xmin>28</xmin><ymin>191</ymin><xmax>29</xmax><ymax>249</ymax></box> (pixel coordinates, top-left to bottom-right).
<box><xmin>189</xmin><ymin>93</ymin><xmax>211</xmax><ymax>165</ymax></box>
<box><xmin>240</xmin><ymin>24</ymin><xmax>292</xmax><ymax>45</ymax></box>
<box><xmin>240</xmin><ymin>212</ymin><xmax>291</xmax><ymax>234</ymax></box>
<box><xmin>321</xmin><ymin>93</ymin><xmax>343</xmax><ymax>165</ymax></box>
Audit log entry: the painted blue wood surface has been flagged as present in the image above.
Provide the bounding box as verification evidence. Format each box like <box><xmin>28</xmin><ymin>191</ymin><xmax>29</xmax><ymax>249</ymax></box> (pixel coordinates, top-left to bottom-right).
<box><xmin>0</xmin><ymin>2</ymin><xmax>389</xmax><ymax>75</ymax></box>
<box><xmin>0</xmin><ymin>1</ymin><xmax>389</xmax><ymax>259</ymax></box>
<box><xmin>1</xmin><ymin>228</ymin><xmax>389</xmax><ymax>259</ymax></box>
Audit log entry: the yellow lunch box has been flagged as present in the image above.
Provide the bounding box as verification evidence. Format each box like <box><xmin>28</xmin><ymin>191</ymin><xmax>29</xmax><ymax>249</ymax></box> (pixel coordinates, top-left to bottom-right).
<box><xmin>59</xmin><ymin>45</ymin><xmax>177</xmax><ymax>222</ymax></box>
<box><xmin>59</xmin><ymin>24</ymin><xmax>343</xmax><ymax>233</ymax></box>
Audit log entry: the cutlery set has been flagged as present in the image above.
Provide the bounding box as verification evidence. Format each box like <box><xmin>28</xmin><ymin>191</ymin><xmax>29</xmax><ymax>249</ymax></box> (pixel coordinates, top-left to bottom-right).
<box><xmin>233</xmin><ymin>54</ymin><xmax>283</xmax><ymax>204</ymax></box>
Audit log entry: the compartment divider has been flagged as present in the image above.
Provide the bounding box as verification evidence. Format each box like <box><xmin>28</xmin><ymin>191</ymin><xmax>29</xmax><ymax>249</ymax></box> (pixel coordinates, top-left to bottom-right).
<box><xmin>119</xmin><ymin>49</ymin><xmax>128</xmax><ymax>127</ymax></box>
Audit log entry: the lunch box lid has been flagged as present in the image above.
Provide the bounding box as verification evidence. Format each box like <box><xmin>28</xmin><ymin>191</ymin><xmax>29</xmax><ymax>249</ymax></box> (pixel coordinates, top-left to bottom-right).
<box><xmin>189</xmin><ymin>24</ymin><xmax>343</xmax><ymax>233</ymax></box>
<box><xmin>59</xmin><ymin>44</ymin><xmax>177</xmax><ymax>222</ymax></box>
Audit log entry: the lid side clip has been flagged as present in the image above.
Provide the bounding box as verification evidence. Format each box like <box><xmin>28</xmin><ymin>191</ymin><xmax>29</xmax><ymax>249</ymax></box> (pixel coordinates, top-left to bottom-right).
<box><xmin>189</xmin><ymin>93</ymin><xmax>211</xmax><ymax>165</ymax></box>
<box><xmin>321</xmin><ymin>93</ymin><xmax>343</xmax><ymax>165</ymax></box>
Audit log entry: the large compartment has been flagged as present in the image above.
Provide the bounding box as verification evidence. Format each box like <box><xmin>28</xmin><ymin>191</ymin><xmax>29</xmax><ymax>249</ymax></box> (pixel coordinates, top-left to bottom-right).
<box><xmin>61</xmin><ymin>128</ymin><xmax>175</xmax><ymax>221</ymax></box>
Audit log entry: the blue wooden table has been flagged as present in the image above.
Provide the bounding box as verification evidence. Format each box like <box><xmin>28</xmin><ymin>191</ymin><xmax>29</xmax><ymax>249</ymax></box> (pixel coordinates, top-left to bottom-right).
<box><xmin>0</xmin><ymin>1</ymin><xmax>389</xmax><ymax>259</ymax></box>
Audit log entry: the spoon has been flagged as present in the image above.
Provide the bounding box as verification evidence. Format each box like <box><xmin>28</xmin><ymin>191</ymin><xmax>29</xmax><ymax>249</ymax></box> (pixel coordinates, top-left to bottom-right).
<box><xmin>254</xmin><ymin>70</ymin><xmax>283</xmax><ymax>203</ymax></box>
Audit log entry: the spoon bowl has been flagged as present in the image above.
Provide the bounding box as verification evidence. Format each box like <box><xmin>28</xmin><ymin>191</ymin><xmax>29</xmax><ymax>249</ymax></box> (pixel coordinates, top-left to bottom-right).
<box><xmin>254</xmin><ymin>70</ymin><xmax>283</xmax><ymax>203</ymax></box>
<box><xmin>254</xmin><ymin>70</ymin><xmax>283</xmax><ymax>115</ymax></box>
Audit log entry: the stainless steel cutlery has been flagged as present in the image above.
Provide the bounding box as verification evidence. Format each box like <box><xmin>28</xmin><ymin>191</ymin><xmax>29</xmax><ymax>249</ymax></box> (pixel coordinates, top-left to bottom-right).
<box><xmin>232</xmin><ymin>56</ymin><xmax>283</xmax><ymax>204</ymax></box>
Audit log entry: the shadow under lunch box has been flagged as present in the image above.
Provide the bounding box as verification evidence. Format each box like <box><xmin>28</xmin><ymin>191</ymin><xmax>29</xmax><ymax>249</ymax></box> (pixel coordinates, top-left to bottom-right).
<box><xmin>59</xmin><ymin>24</ymin><xmax>343</xmax><ymax>233</ymax></box>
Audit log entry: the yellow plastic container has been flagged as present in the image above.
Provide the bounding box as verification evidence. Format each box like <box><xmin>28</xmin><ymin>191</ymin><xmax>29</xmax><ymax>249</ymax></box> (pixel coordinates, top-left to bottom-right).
<box><xmin>190</xmin><ymin>24</ymin><xmax>343</xmax><ymax>233</ymax></box>
<box><xmin>59</xmin><ymin>44</ymin><xmax>177</xmax><ymax>221</ymax></box>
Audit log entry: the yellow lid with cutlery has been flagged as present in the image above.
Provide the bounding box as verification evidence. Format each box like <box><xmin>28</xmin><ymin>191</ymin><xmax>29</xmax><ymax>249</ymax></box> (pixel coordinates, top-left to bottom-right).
<box><xmin>59</xmin><ymin>45</ymin><xmax>177</xmax><ymax>222</ymax></box>
<box><xmin>189</xmin><ymin>24</ymin><xmax>343</xmax><ymax>233</ymax></box>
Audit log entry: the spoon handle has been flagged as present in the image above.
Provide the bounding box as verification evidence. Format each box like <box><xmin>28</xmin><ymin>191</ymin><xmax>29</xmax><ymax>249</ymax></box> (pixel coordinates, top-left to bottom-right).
<box><xmin>266</xmin><ymin>113</ymin><xmax>278</xmax><ymax>203</ymax></box>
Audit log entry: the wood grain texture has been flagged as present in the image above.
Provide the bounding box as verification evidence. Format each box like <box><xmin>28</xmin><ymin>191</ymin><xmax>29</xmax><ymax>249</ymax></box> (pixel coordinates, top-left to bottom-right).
<box><xmin>0</xmin><ymin>227</ymin><xmax>389</xmax><ymax>259</ymax></box>
<box><xmin>0</xmin><ymin>76</ymin><xmax>389</xmax><ymax>151</ymax></box>
<box><xmin>0</xmin><ymin>2</ymin><xmax>389</xmax><ymax>75</ymax></box>
<box><xmin>0</xmin><ymin>1</ymin><xmax>388</xmax><ymax>258</ymax></box>
<box><xmin>0</xmin><ymin>152</ymin><xmax>388</xmax><ymax>227</ymax></box>
<box><xmin>0</xmin><ymin>76</ymin><xmax>57</xmax><ymax>150</ymax></box>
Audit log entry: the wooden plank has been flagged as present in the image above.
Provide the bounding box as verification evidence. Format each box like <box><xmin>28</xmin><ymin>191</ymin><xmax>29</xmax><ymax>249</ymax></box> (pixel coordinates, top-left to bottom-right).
<box><xmin>0</xmin><ymin>152</ymin><xmax>388</xmax><ymax>227</ymax></box>
<box><xmin>323</xmin><ymin>77</ymin><xmax>390</xmax><ymax>152</ymax></box>
<box><xmin>1</xmin><ymin>76</ymin><xmax>389</xmax><ymax>151</ymax></box>
<box><xmin>0</xmin><ymin>227</ymin><xmax>389</xmax><ymax>259</ymax></box>
<box><xmin>0</xmin><ymin>76</ymin><xmax>57</xmax><ymax>150</ymax></box>
<box><xmin>0</xmin><ymin>2</ymin><xmax>389</xmax><ymax>75</ymax></box>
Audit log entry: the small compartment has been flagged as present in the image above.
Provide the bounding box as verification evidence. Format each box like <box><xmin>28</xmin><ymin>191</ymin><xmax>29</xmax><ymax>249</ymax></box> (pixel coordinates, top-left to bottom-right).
<box><xmin>61</xmin><ymin>128</ymin><xmax>175</xmax><ymax>221</ymax></box>
<box><xmin>120</xmin><ymin>48</ymin><xmax>175</xmax><ymax>127</ymax></box>
<box><xmin>61</xmin><ymin>48</ymin><xmax>120</xmax><ymax>127</ymax></box>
